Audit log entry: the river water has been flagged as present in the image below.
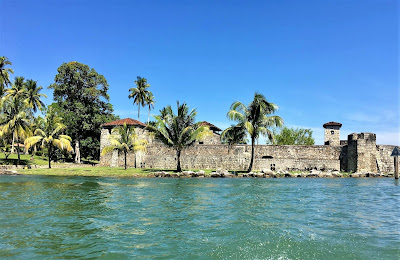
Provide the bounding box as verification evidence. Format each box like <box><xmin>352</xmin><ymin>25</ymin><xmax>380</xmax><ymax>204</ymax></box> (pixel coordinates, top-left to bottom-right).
<box><xmin>0</xmin><ymin>176</ymin><xmax>399</xmax><ymax>259</ymax></box>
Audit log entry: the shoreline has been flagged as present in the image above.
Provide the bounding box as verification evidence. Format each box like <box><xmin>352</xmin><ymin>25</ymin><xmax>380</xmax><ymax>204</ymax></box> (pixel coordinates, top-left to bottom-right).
<box><xmin>0</xmin><ymin>167</ymin><xmax>395</xmax><ymax>178</ymax></box>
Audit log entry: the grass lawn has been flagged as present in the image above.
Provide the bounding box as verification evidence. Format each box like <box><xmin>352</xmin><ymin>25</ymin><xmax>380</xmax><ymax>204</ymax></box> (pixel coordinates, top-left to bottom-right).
<box><xmin>18</xmin><ymin>167</ymin><xmax>215</xmax><ymax>177</ymax></box>
<box><xmin>0</xmin><ymin>153</ymin><xmax>56</xmax><ymax>166</ymax></box>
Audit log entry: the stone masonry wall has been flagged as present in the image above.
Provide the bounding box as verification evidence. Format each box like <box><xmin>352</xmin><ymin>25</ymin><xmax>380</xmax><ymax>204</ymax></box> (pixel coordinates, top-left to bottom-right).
<box><xmin>324</xmin><ymin>125</ymin><xmax>341</xmax><ymax>146</ymax></box>
<box><xmin>347</xmin><ymin>133</ymin><xmax>378</xmax><ymax>173</ymax></box>
<box><xmin>376</xmin><ymin>145</ymin><xmax>396</xmax><ymax>173</ymax></box>
<box><xmin>101</xmin><ymin>141</ymin><xmax>342</xmax><ymax>171</ymax></box>
<box><xmin>100</xmin><ymin>127</ymin><xmax>396</xmax><ymax>173</ymax></box>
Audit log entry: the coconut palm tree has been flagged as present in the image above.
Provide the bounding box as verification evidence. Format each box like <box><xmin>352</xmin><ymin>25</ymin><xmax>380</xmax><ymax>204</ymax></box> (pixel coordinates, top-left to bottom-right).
<box><xmin>5</xmin><ymin>76</ymin><xmax>26</xmax><ymax>100</ymax></box>
<box><xmin>221</xmin><ymin>125</ymin><xmax>248</xmax><ymax>152</ymax></box>
<box><xmin>24</xmin><ymin>79</ymin><xmax>47</xmax><ymax>112</ymax></box>
<box><xmin>227</xmin><ymin>92</ymin><xmax>284</xmax><ymax>172</ymax></box>
<box><xmin>4</xmin><ymin>77</ymin><xmax>28</xmax><ymax>153</ymax></box>
<box><xmin>24</xmin><ymin>108</ymin><xmax>73</xmax><ymax>168</ymax></box>
<box><xmin>146</xmin><ymin>92</ymin><xmax>155</xmax><ymax>124</ymax></box>
<box><xmin>28</xmin><ymin>115</ymin><xmax>46</xmax><ymax>156</ymax></box>
<box><xmin>101</xmin><ymin>123</ymin><xmax>147</xmax><ymax>170</ymax></box>
<box><xmin>146</xmin><ymin>102</ymin><xmax>212</xmax><ymax>172</ymax></box>
<box><xmin>128</xmin><ymin>76</ymin><xmax>150</xmax><ymax>120</ymax></box>
<box><xmin>0</xmin><ymin>56</ymin><xmax>14</xmax><ymax>96</ymax></box>
<box><xmin>0</xmin><ymin>98</ymin><xmax>31</xmax><ymax>165</ymax></box>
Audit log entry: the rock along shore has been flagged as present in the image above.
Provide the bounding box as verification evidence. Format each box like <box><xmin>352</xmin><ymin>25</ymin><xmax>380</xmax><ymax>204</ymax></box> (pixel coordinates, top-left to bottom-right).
<box><xmin>0</xmin><ymin>168</ymin><xmax>394</xmax><ymax>178</ymax></box>
<box><xmin>151</xmin><ymin>169</ymin><xmax>394</xmax><ymax>178</ymax></box>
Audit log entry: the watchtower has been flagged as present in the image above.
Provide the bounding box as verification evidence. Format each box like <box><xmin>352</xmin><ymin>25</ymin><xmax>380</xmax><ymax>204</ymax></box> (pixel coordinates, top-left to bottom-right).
<box><xmin>323</xmin><ymin>122</ymin><xmax>342</xmax><ymax>146</ymax></box>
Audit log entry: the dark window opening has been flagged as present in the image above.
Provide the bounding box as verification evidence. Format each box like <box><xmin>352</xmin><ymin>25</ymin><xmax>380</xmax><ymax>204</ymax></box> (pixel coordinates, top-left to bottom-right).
<box><xmin>325</xmin><ymin>141</ymin><xmax>330</xmax><ymax>145</ymax></box>
<box><xmin>262</xmin><ymin>155</ymin><xmax>273</xmax><ymax>159</ymax></box>
<box><xmin>331</xmin><ymin>130</ymin><xmax>334</xmax><ymax>135</ymax></box>
<box><xmin>199</xmin><ymin>141</ymin><xmax>204</xmax><ymax>144</ymax></box>
<box><xmin>270</xmin><ymin>164</ymin><xmax>276</xmax><ymax>171</ymax></box>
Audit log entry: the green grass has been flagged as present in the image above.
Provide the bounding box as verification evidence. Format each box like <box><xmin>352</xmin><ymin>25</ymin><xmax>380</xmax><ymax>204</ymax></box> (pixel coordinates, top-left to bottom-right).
<box><xmin>0</xmin><ymin>153</ymin><xmax>56</xmax><ymax>166</ymax></box>
<box><xmin>0</xmin><ymin>153</ymin><xmax>99</xmax><ymax>167</ymax></box>
<box><xmin>18</xmin><ymin>167</ymin><xmax>215</xmax><ymax>177</ymax></box>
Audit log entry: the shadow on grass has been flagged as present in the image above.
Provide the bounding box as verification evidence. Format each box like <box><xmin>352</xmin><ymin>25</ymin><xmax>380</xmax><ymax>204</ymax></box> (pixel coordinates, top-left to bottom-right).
<box><xmin>0</xmin><ymin>158</ymin><xmax>30</xmax><ymax>166</ymax></box>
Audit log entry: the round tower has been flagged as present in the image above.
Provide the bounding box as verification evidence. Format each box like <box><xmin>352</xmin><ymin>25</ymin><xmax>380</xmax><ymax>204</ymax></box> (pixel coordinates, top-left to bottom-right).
<box><xmin>323</xmin><ymin>122</ymin><xmax>342</xmax><ymax>146</ymax></box>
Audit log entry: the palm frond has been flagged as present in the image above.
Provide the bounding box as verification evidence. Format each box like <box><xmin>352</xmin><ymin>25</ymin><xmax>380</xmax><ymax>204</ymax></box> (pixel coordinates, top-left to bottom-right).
<box><xmin>101</xmin><ymin>146</ymin><xmax>117</xmax><ymax>156</ymax></box>
<box><xmin>24</xmin><ymin>136</ymin><xmax>43</xmax><ymax>150</ymax></box>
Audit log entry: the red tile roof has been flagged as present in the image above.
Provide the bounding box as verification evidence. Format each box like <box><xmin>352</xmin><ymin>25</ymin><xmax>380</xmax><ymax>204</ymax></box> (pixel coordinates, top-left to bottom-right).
<box><xmin>102</xmin><ymin>118</ymin><xmax>147</xmax><ymax>127</ymax></box>
<box><xmin>201</xmin><ymin>121</ymin><xmax>222</xmax><ymax>131</ymax></box>
<box><xmin>323</xmin><ymin>122</ymin><xmax>342</xmax><ymax>128</ymax></box>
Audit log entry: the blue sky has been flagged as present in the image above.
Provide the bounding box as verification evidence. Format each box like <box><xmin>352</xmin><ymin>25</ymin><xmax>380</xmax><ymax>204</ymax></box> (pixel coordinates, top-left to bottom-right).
<box><xmin>1</xmin><ymin>0</ymin><xmax>398</xmax><ymax>145</ymax></box>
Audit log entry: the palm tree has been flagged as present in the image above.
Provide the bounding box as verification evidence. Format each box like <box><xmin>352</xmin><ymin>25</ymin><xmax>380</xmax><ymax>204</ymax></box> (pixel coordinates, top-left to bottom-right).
<box><xmin>221</xmin><ymin>125</ymin><xmax>248</xmax><ymax>152</ymax></box>
<box><xmin>146</xmin><ymin>92</ymin><xmax>155</xmax><ymax>124</ymax></box>
<box><xmin>24</xmin><ymin>79</ymin><xmax>47</xmax><ymax>112</ymax></box>
<box><xmin>6</xmin><ymin>76</ymin><xmax>26</xmax><ymax>100</ymax></box>
<box><xmin>0</xmin><ymin>129</ymin><xmax>12</xmax><ymax>160</ymax></box>
<box><xmin>227</xmin><ymin>93</ymin><xmax>284</xmax><ymax>172</ymax></box>
<box><xmin>28</xmin><ymin>115</ymin><xmax>46</xmax><ymax>156</ymax></box>
<box><xmin>101</xmin><ymin>123</ymin><xmax>147</xmax><ymax>170</ymax></box>
<box><xmin>0</xmin><ymin>98</ymin><xmax>31</xmax><ymax>165</ymax></box>
<box><xmin>146</xmin><ymin>102</ymin><xmax>212</xmax><ymax>172</ymax></box>
<box><xmin>128</xmin><ymin>76</ymin><xmax>150</xmax><ymax>120</ymax></box>
<box><xmin>24</xmin><ymin>108</ymin><xmax>73</xmax><ymax>168</ymax></box>
<box><xmin>5</xmin><ymin>77</ymin><xmax>27</xmax><ymax>153</ymax></box>
<box><xmin>0</xmin><ymin>57</ymin><xmax>14</xmax><ymax>96</ymax></box>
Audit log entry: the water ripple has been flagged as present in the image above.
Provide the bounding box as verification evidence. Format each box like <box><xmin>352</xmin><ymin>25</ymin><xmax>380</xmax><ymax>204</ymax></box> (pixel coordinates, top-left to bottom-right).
<box><xmin>0</xmin><ymin>176</ymin><xmax>399</xmax><ymax>259</ymax></box>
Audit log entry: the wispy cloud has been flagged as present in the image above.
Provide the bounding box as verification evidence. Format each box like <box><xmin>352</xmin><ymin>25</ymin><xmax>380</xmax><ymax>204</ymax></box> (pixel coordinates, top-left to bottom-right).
<box><xmin>345</xmin><ymin>110</ymin><xmax>398</xmax><ymax>125</ymax></box>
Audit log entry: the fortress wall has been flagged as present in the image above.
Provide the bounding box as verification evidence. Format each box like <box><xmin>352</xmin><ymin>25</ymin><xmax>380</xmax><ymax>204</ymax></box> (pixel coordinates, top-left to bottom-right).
<box><xmin>252</xmin><ymin>145</ymin><xmax>342</xmax><ymax>171</ymax></box>
<box><xmin>99</xmin><ymin>127</ymin><xmax>395</xmax><ymax>173</ymax></box>
<box><xmin>376</xmin><ymin>145</ymin><xmax>396</xmax><ymax>173</ymax></box>
<box><xmin>101</xmin><ymin>142</ymin><xmax>342</xmax><ymax>171</ymax></box>
<box><xmin>347</xmin><ymin>133</ymin><xmax>378</xmax><ymax>173</ymax></box>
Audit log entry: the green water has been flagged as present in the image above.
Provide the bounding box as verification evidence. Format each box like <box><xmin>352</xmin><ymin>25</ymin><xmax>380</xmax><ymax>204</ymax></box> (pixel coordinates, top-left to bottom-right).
<box><xmin>0</xmin><ymin>176</ymin><xmax>399</xmax><ymax>259</ymax></box>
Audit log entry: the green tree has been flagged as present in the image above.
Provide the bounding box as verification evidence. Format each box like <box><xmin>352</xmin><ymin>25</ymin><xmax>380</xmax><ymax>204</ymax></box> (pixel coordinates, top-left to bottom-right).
<box><xmin>221</xmin><ymin>125</ymin><xmax>248</xmax><ymax>147</ymax></box>
<box><xmin>101</xmin><ymin>123</ymin><xmax>147</xmax><ymax>170</ymax></box>
<box><xmin>24</xmin><ymin>79</ymin><xmax>47</xmax><ymax>112</ymax></box>
<box><xmin>0</xmin><ymin>56</ymin><xmax>14</xmax><ymax>97</ymax></box>
<box><xmin>5</xmin><ymin>76</ymin><xmax>26</xmax><ymax>101</ymax></box>
<box><xmin>29</xmin><ymin>115</ymin><xmax>46</xmax><ymax>156</ymax></box>
<box><xmin>227</xmin><ymin>92</ymin><xmax>283</xmax><ymax>172</ymax></box>
<box><xmin>0</xmin><ymin>98</ymin><xmax>31</xmax><ymax>165</ymax></box>
<box><xmin>48</xmin><ymin>61</ymin><xmax>118</xmax><ymax>163</ymax></box>
<box><xmin>128</xmin><ymin>76</ymin><xmax>150</xmax><ymax>120</ymax></box>
<box><xmin>268</xmin><ymin>127</ymin><xmax>315</xmax><ymax>145</ymax></box>
<box><xmin>146</xmin><ymin>102</ymin><xmax>211</xmax><ymax>172</ymax></box>
<box><xmin>146</xmin><ymin>92</ymin><xmax>155</xmax><ymax>124</ymax></box>
<box><xmin>24</xmin><ymin>108</ymin><xmax>73</xmax><ymax>168</ymax></box>
<box><xmin>3</xmin><ymin>77</ymin><xmax>32</xmax><ymax>155</ymax></box>
<box><xmin>0</xmin><ymin>130</ymin><xmax>12</xmax><ymax>160</ymax></box>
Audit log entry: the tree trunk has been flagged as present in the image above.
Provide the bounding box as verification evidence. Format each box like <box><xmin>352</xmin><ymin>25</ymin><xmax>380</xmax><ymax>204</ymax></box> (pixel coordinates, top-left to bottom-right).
<box><xmin>134</xmin><ymin>152</ymin><xmax>137</xmax><ymax>168</ymax></box>
<box><xmin>138</xmin><ymin>105</ymin><xmax>140</xmax><ymax>120</ymax></box>
<box><xmin>176</xmin><ymin>150</ymin><xmax>182</xmax><ymax>172</ymax></box>
<box><xmin>147</xmin><ymin>108</ymin><xmax>150</xmax><ymax>124</ymax></box>
<box><xmin>74</xmin><ymin>140</ymin><xmax>81</xmax><ymax>164</ymax></box>
<box><xmin>124</xmin><ymin>151</ymin><xmax>127</xmax><ymax>170</ymax></box>
<box><xmin>11</xmin><ymin>133</ymin><xmax>15</xmax><ymax>154</ymax></box>
<box><xmin>48</xmin><ymin>144</ymin><xmax>52</xmax><ymax>168</ymax></box>
<box><xmin>247</xmin><ymin>137</ymin><xmax>255</xmax><ymax>172</ymax></box>
<box><xmin>16</xmin><ymin>140</ymin><xmax>20</xmax><ymax>165</ymax></box>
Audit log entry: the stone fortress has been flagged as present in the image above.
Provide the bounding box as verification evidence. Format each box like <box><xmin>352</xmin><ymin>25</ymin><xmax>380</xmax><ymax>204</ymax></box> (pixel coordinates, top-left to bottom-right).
<box><xmin>100</xmin><ymin>118</ymin><xmax>396</xmax><ymax>173</ymax></box>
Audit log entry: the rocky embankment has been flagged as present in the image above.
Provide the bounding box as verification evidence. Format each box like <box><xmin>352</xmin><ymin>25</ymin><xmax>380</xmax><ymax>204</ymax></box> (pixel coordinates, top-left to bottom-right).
<box><xmin>152</xmin><ymin>169</ymin><xmax>394</xmax><ymax>178</ymax></box>
<box><xmin>0</xmin><ymin>169</ymin><xmax>20</xmax><ymax>175</ymax></box>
